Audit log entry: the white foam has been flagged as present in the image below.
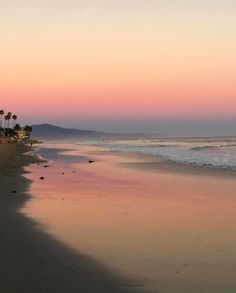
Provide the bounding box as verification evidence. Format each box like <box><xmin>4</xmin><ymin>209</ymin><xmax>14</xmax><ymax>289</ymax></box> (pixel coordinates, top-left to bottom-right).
<box><xmin>82</xmin><ymin>138</ymin><xmax>236</xmax><ymax>170</ymax></box>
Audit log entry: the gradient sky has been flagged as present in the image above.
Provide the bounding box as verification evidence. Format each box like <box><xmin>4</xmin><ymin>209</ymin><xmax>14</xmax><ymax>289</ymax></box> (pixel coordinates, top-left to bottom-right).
<box><xmin>1</xmin><ymin>0</ymin><xmax>236</xmax><ymax>135</ymax></box>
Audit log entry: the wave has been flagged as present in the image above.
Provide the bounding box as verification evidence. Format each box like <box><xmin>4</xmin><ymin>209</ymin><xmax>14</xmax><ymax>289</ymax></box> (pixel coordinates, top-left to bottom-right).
<box><xmin>190</xmin><ymin>146</ymin><xmax>217</xmax><ymax>151</ymax></box>
<box><xmin>83</xmin><ymin>138</ymin><xmax>236</xmax><ymax>171</ymax></box>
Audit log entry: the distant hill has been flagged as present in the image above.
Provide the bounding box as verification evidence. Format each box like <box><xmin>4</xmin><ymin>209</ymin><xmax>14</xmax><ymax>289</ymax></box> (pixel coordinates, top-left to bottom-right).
<box><xmin>31</xmin><ymin>124</ymin><xmax>147</xmax><ymax>140</ymax></box>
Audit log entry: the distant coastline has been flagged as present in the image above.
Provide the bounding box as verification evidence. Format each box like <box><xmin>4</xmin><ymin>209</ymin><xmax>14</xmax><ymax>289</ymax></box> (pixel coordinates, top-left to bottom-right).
<box><xmin>31</xmin><ymin>123</ymin><xmax>236</xmax><ymax>141</ymax></box>
<box><xmin>31</xmin><ymin>123</ymin><xmax>151</xmax><ymax>140</ymax></box>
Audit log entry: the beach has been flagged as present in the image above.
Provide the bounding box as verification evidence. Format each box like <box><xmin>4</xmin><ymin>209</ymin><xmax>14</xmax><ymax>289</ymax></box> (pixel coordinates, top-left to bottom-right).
<box><xmin>0</xmin><ymin>144</ymin><xmax>148</xmax><ymax>293</ymax></box>
<box><xmin>2</xmin><ymin>143</ymin><xmax>236</xmax><ymax>292</ymax></box>
<box><xmin>18</xmin><ymin>143</ymin><xmax>236</xmax><ymax>292</ymax></box>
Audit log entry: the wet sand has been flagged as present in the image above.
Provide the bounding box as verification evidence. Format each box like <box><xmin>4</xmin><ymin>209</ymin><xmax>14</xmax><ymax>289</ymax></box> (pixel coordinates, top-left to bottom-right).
<box><xmin>0</xmin><ymin>145</ymin><xmax>150</xmax><ymax>293</ymax></box>
<box><xmin>22</xmin><ymin>144</ymin><xmax>236</xmax><ymax>293</ymax></box>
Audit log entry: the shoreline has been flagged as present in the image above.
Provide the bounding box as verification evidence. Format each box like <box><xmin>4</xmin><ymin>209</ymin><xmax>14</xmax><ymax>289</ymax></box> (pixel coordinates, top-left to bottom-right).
<box><xmin>86</xmin><ymin>147</ymin><xmax>236</xmax><ymax>179</ymax></box>
<box><xmin>0</xmin><ymin>144</ymin><xmax>151</xmax><ymax>293</ymax></box>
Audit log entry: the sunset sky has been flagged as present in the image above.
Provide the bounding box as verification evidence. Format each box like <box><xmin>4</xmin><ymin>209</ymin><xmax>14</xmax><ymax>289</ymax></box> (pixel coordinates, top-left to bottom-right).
<box><xmin>1</xmin><ymin>0</ymin><xmax>236</xmax><ymax>134</ymax></box>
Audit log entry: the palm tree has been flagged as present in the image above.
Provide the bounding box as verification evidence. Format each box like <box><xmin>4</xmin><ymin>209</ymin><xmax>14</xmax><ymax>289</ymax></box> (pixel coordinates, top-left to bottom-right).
<box><xmin>7</xmin><ymin>112</ymin><xmax>12</xmax><ymax>128</ymax></box>
<box><xmin>12</xmin><ymin>114</ymin><xmax>17</xmax><ymax>128</ymax></box>
<box><xmin>4</xmin><ymin>114</ymin><xmax>10</xmax><ymax>136</ymax></box>
<box><xmin>0</xmin><ymin>110</ymin><xmax>4</xmax><ymax>129</ymax></box>
<box><xmin>4</xmin><ymin>115</ymin><xmax>8</xmax><ymax>129</ymax></box>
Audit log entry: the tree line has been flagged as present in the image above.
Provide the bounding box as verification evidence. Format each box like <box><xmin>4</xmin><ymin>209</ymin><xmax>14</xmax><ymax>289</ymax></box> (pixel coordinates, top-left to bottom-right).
<box><xmin>0</xmin><ymin>109</ymin><xmax>32</xmax><ymax>140</ymax></box>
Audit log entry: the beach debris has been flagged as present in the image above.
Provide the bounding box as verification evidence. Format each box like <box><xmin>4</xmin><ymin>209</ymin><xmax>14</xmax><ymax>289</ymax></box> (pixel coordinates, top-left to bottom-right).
<box><xmin>43</xmin><ymin>165</ymin><xmax>50</xmax><ymax>168</ymax></box>
<box><xmin>62</xmin><ymin>172</ymin><xmax>65</xmax><ymax>175</ymax></box>
<box><xmin>176</xmin><ymin>270</ymin><xmax>181</xmax><ymax>274</ymax></box>
<box><xmin>10</xmin><ymin>190</ymin><xmax>17</xmax><ymax>194</ymax></box>
<box><xmin>72</xmin><ymin>170</ymin><xmax>76</xmax><ymax>173</ymax></box>
<box><xmin>40</xmin><ymin>177</ymin><xmax>45</xmax><ymax>180</ymax></box>
<box><xmin>88</xmin><ymin>160</ymin><xmax>94</xmax><ymax>164</ymax></box>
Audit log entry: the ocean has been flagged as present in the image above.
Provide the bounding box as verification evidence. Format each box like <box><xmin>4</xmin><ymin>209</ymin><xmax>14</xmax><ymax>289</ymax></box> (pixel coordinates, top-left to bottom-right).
<box><xmin>78</xmin><ymin>136</ymin><xmax>236</xmax><ymax>170</ymax></box>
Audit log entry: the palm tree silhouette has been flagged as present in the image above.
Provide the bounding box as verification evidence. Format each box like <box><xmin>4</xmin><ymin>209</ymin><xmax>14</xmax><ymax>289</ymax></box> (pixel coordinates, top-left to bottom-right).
<box><xmin>7</xmin><ymin>112</ymin><xmax>12</xmax><ymax>128</ymax></box>
<box><xmin>4</xmin><ymin>115</ymin><xmax>8</xmax><ymax>129</ymax></box>
<box><xmin>0</xmin><ymin>110</ymin><xmax>4</xmax><ymax>128</ymax></box>
<box><xmin>12</xmin><ymin>114</ymin><xmax>17</xmax><ymax>128</ymax></box>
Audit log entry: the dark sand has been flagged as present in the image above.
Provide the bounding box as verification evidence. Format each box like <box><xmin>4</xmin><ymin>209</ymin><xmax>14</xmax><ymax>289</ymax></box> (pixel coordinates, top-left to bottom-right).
<box><xmin>0</xmin><ymin>145</ymin><xmax>150</xmax><ymax>293</ymax></box>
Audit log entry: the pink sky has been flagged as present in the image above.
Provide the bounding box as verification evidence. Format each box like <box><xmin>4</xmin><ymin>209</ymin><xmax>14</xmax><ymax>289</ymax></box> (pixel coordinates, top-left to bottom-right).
<box><xmin>1</xmin><ymin>1</ymin><xmax>236</xmax><ymax>132</ymax></box>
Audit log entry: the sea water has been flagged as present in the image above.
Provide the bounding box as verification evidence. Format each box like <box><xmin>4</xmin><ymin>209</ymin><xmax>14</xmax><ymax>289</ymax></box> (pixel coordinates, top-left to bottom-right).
<box><xmin>79</xmin><ymin>136</ymin><xmax>236</xmax><ymax>170</ymax></box>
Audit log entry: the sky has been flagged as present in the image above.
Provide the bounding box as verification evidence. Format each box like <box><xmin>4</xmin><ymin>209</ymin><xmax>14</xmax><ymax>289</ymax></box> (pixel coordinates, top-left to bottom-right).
<box><xmin>1</xmin><ymin>0</ymin><xmax>236</xmax><ymax>135</ymax></box>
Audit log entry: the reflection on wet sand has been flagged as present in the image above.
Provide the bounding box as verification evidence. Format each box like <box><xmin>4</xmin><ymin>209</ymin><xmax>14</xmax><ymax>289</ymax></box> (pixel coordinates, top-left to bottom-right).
<box><xmin>0</xmin><ymin>145</ymin><xmax>149</xmax><ymax>293</ymax></box>
<box><xmin>23</xmin><ymin>145</ymin><xmax>236</xmax><ymax>292</ymax></box>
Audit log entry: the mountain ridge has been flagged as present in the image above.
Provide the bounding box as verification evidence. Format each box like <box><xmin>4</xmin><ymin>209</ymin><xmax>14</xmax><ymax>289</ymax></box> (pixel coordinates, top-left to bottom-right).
<box><xmin>31</xmin><ymin>123</ymin><xmax>147</xmax><ymax>140</ymax></box>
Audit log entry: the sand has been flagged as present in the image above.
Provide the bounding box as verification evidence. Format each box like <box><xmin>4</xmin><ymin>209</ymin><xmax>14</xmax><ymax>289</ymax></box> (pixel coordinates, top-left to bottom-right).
<box><xmin>2</xmin><ymin>143</ymin><xmax>236</xmax><ymax>293</ymax></box>
<box><xmin>22</xmin><ymin>145</ymin><xmax>236</xmax><ymax>293</ymax></box>
<box><xmin>0</xmin><ymin>145</ymin><xmax>147</xmax><ymax>293</ymax></box>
